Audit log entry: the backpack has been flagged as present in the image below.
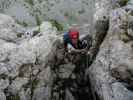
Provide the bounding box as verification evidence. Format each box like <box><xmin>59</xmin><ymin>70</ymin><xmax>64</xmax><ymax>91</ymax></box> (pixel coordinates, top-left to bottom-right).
<box><xmin>63</xmin><ymin>32</ymin><xmax>72</xmax><ymax>44</ymax></box>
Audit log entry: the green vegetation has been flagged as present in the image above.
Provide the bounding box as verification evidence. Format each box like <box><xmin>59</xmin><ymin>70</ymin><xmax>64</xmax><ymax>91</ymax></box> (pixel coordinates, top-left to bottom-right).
<box><xmin>38</xmin><ymin>0</ymin><xmax>42</xmax><ymax>3</ymax></box>
<box><xmin>35</xmin><ymin>15</ymin><xmax>42</xmax><ymax>26</ymax></box>
<box><xmin>23</xmin><ymin>79</ymin><xmax>39</xmax><ymax>91</ymax></box>
<box><xmin>120</xmin><ymin>32</ymin><xmax>130</xmax><ymax>42</ymax></box>
<box><xmin>119</xmin><ymin>0</ymin><xmax>129</xmax><ymax>6</ymax></box>
<box><xmin>30</xmin><ymin>78</ymin><xmax>39</xmax><ymax>99</ymax></box>
<box><xmin>120</xmin><ymin>33</ymin><xmax>129</xmax><ymax>42</ymax></box>
<box><xmin>32</xmin><ymin>79</ymin><xmax>39</xmax><ymax>90</ymax></box>
<box><xmin>24</xmin><ymin>0</ymin><xmax>34</xmax><ymax>6</ymax></box>
<box><xmin>78</xmin><ymin>8</ymin><xmax>85</xmax><ymax>14</ymax></box>
<box><xmin>6</xmin><ymin>94</ymin><xmax>20</xmax><ymax>100</ymax></box>
<box><xmin>50</xmin><ymin>20</ymin><xmax>64</xmax><ymax>31</ymax></box>
<box><xmin>17</xmin><ymin>33</ymin><xmax>24</xmax><ymax>38</ymax></box>
<box><xmin>16</xmin><ymin>20</ymin><xmax>28</xmax><ymax>27</ymax></box>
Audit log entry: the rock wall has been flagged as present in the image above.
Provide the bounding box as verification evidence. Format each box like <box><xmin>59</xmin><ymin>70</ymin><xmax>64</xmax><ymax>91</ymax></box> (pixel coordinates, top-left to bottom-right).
<box><xmin>0</xmin><ymin>0</ymin><xmax>94</xmax><ymax>27</ymax></box>
<box><xmin>1</xmin><ymin>0</ymin><xmax>133</xmax><ymax>100</ymax></box>
<box><xmin>0</xmin><ymin>13</ymin><xmax>61</xmax><ymax>100</ymax></box>
<box><xmin>0</xmin><ymin>13</ymin><xmax>94</xmax><ymax>100</ymax></box>
<box><xmin>88</xmin><ymin>0</ymin><xmax>133</xmax><ymax>100</ymax></box>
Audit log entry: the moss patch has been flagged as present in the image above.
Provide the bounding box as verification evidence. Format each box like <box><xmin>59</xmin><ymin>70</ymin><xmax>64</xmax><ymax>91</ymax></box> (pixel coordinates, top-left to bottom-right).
<box><xmin>35</xmin><ymin>15</ymin><xmax>42</xmax><ymax>26</ymax></box>
<box><xmin>120</xmin><ymin>32</ymin><xmax>131</xmax><ymax>42</ymax></box>
<box><xmin>24</xmin><ymin>0</ymin><xmax>34</xmax><ymax>6</ymax></box>
<box><xmin>32</xmin><ymin>79</ymin><xmax>39</xmax><ymax>89</ymax></box>
<box><xmin>50</xmin><ymin>20</ymin><xmax>64</xmax><ymax>31</ymax></box>
<box><xmin>118</xmin><ymin>0</ymin><xmax>129</xmax><ymax>6</ymax></box>
<box><xmin>17</xmin><ymin>33</ymin><xmax>24</xmax><ymax>38</ymax></box>
<box><xmin>16</xmin><ymin>20</ymin><xmax>28</xmax><ymax>27</ymax></box>
<box><xmin>78</xmin><ymin>8</ymin><xmax>85</xmax><ymax>14</ymax></box>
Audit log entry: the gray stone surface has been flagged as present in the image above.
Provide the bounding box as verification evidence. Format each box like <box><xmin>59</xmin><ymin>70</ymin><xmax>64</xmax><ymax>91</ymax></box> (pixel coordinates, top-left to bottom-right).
<box><xmin>0</xmin><ymin>13</ymin><xmax>91</xmax><ymax>100</ymax></box>
<box><xmin>88</xmin><ymin>1</ymin><xmax>133</xmax><ymax>99</ymax></box>
<box><xmin>59</xmin><ymin>63</ymin><xmax>75</xmax><ymax>79</ymax></box>
<box><xmin>0</xmin><ymin>0</ymin><xmax>94</xmax><ymax>27</ymax></box>
<box><xmin>0</xmin><ymin>13</ymin><xmax>61</xmax><ymax>100</ymax></box>
<box><xmin>1</xmin><ymin>0</ymin><xmax>133</xmax><ymax>100</ymax></box>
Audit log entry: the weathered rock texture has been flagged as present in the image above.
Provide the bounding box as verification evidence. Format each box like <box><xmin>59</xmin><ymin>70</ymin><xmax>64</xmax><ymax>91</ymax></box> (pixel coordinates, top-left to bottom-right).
<box><xmin>0</xmin><ymin>0</ymin><xmax>94</xmax><ymax>27</ymax></box>
<box><xmin>1</xmin><ymin>0</ymin><xmax>133</xmax><ymax>100</ymax></box>
<box><xmin>0</xmin><ymin>13</ymin><xmax>60</xmax><ymax>100</ymax></box>
<box><xmin>88</xmin><ymin>0</ymin><xmax>133</xmax><ymax>100</ymax></box>
<box><xmin>0</xmin><ymin>13</ymin><xmax>94</xmax><ymax>100</ymax></box>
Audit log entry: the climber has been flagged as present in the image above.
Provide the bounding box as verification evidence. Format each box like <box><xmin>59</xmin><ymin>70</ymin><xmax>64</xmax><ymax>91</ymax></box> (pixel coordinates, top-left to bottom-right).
<box><xmin>63</xmin><ymin>28</ymin><xmax>88</xmax><ymax>53</ymax></box>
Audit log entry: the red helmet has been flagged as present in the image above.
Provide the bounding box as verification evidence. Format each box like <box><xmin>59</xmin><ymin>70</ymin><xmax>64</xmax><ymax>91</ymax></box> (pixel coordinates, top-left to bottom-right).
<box><xmin>69</xmin><ymin>28</ymin><xmax>79</xmax><ymax>39</ymax></box>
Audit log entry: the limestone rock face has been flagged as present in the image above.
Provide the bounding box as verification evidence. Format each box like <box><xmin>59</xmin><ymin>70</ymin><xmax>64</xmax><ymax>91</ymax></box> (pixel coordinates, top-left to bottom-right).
<box><xmin>0</xmin><ymin>0</ymin><xmax>94</xmax><ymax>26</ymax></box>
<box><xmin>0</xmin><ymin>13</ymin><xmax>61</xmax><ymax>100</ymax></box>
<box><xmin>0</xmin><ymin>13</ymin><xmax>93</xmax><ymax>100</ymax></box>
<box><xmin>94</xmin><ymin>0</ymin><xmax>129</xmax><ymax>22</ymax></box>
<box><xmin>0</xmin><ymin>14</ymin><xmax>18</xmax><ymax>41</ymax></box>
<box><xmin>88</xmin><ymin>1</ymin><xmax>133</xmax><ymax>99</ymax></box>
